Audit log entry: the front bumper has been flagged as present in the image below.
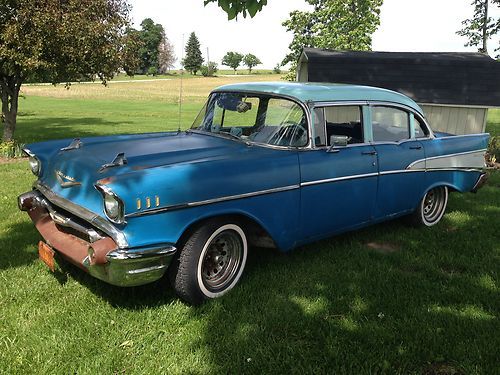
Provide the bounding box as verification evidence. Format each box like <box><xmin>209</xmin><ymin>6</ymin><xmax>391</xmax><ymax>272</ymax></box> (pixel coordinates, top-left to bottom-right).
<box><xmin>18</xmin><ymin>190</ymin><xmax>177</xmax><ymax>287</ymax></box>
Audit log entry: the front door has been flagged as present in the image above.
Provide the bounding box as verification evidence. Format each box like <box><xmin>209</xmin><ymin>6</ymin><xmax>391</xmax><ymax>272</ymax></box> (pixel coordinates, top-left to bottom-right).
<box><xmin>298</xmin><ymin>105</ymin><xmax>378</xmax><ymax>243</ymax></box>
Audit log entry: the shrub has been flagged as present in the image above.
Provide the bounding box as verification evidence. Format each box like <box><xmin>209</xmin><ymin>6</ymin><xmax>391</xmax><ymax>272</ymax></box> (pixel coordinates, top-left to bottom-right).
<box><xmin>201</xmin><ymin>61</ymin><xmax>218</xmax><ymax>77</ymax></box>
<box><xmin>0</xmin><ymin>140</ymin><xmax>25</xmax><ymax>158</ymax></box>
<box><xmin>273</xmin><ymin>64</ymin><xmax>281</xmax><ymax>74</ymax></box>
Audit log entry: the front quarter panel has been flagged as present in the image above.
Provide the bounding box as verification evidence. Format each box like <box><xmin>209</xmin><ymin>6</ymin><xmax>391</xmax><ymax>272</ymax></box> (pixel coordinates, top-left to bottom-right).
<box><xmin>106</xmin><ymin>145</ymin><xmax>301</xmax><ymax>251</ymax></box>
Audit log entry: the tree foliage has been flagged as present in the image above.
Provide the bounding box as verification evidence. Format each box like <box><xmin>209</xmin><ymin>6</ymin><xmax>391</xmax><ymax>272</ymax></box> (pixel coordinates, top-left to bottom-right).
<box><xmin>183</xmin><ymin>32</ymin><xmax>204</xmax><ymax>75</ymax></box>
<box><xmin>243</xmin><ymin>54</ymin><xmax>262</xmax><ymax>73</ymax></box>
<box><xmin>0</xmin><ymin>0</ymin><xmax>130</xmax><ymax>141</ymax></box>
<box><xmin>138</xmin><ymin>18</ymin><xmax>164</xmax><ymax>74</ymax></box>
<box><xmin>282</xmin><ymin>0</ymin><xmax>383</xmax><ymax>79</ymax></box>
<box><xmin>457</xmin><ymin>0</ymin><xmax>500</xmax><ymax>55</ymax></box>
<box><xmin>157</xmin><ymin>31</ymin><xmax>176</xmax><ymax>74</ymax></box>
<box><xmin>204</xmin><ymin>0</ymin><xmax>267</xmax><ymax>20</ymax></box>
<box><xmin>122</xmin><ymin>28</ymin><xmax>143</xmax><ymax>76</ymax></box>
<box><xmin>222</xmin><ymin>52</ymin><xmax>244</xmax><ymax>73</ymax></box>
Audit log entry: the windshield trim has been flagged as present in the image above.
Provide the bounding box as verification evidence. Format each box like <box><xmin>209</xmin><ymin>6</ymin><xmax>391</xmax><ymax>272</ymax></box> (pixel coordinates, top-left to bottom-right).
<box><xmin>192</xmin><ymin>90</ymin><xmax>313</xmax><ymax>150</ymax></box>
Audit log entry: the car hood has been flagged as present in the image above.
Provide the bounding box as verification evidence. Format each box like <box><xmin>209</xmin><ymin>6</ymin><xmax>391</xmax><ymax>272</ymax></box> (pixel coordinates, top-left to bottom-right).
<box><xmin>30</xmin><ymin>132</ymin><xmax>245</xmax><ymax>215</ymax></box>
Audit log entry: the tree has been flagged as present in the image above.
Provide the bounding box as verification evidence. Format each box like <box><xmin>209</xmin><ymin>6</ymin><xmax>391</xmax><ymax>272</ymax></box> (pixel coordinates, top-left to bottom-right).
<box><xmin>204</xmin><ymin>0</ymin><xmax>268</xmax><ymax>20</ymax></box>
<box><xmin>457</xmin><ymin>0</ymin><xmax>500</xmax><ymax>55</ymax></box>
<box><xmin>0</xmin><ymin>0</ymin><xmax>130</xmax><ymax>141</ymax></box>
<box><xmin>122</xmin><ymin>28</ymin><xmax>144</xmax><ymax>76</ymax></box>
<box><xmin>183</xmin><ymin>32</ymin><xmax>204</xmax><ymax>75</ymax></box>
<box><xmin>222</xmin><ymin>52</ymin><xmax>244</xmax><ymax>74</ymax></box>
<box><xmin>243</xmin><ymin>54</ymin><xmax>262</xmax><ymax>73</ymax></box>
<box><xmin>138</xmin><ymin>18</ymin><xmax>164</xmax><ymax>74</ymax></box>
<box><xmin>282</xmin><ymin>0</ymin><xmax>383</xmax><ymax>80</ymax></box>
<box><xmin>157</xmin><ymin>31</ymin><xmax>176</xmax><ymax>74</ymax></box>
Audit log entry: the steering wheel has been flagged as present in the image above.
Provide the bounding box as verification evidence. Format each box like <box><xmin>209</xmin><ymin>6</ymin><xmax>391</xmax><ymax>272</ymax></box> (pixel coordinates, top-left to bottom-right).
<box><xmin>269</xmin><ymin>122</ymin><xmax>307</xmax><ymax>147</ymax></box>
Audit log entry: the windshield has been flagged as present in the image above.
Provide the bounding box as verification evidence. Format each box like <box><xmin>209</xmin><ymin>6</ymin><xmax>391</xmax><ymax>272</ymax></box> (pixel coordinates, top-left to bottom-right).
<box><xmin>191</xmin><ymin>92</ymin><xmax>308</xmax><ymax>147</ymax></box>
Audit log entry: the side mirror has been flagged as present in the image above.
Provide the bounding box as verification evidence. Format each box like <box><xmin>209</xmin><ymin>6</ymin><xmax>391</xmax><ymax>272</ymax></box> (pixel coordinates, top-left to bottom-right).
<box><xmin>327</xmin><ymin>135</ymin><xmax>350</xmax><ymax>153</ymax></box>
<box><xmin>330</xmin><ymin>135</ymin><xmax>349</xmax><ymax>147</ymax></box>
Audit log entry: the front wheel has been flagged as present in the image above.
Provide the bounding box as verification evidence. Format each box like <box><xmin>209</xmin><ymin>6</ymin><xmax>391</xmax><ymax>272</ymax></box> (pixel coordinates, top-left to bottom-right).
<box><xmin>168</xmin><ymin>218</ymin><xmax>248</xmax><ymax>305</ymax></box>
<box><xmin>408</xmin><ymin>186</ymin><xmax>449</xmax><ymax>227</ymax></box>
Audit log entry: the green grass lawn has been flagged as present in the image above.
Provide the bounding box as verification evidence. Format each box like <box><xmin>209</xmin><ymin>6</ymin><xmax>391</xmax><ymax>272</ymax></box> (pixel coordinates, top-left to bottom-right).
<box><xmin>0</xmin><ymin>78</ymin><xmax>499</xmax><ymax>374</ymax></box>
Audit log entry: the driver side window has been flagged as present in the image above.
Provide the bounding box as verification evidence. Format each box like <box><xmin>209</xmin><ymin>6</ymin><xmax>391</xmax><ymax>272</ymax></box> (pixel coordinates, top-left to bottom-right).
<box><xmin>314</xmin><ymin>105</ymin><xmax>364</xmax><ymax>147</ymax></box>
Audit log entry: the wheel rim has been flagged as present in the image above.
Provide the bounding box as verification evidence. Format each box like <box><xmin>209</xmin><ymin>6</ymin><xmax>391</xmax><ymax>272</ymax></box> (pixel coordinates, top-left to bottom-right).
<box><xmin>422</xmin><ymin>186</ymin><xmax>448</xmax><ymax>225</ymax></box>
<box><xmin>201</xmin><ymin>229</ymin><xmax>243</xmax><ymax>293</ymax></box>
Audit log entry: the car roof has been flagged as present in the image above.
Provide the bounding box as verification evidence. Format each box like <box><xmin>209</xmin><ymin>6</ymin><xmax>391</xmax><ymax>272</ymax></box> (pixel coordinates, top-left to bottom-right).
<box><xmin>212</xmin><ymin>81</ymin><xmax>424</xmax><ymax>114</ymax></box>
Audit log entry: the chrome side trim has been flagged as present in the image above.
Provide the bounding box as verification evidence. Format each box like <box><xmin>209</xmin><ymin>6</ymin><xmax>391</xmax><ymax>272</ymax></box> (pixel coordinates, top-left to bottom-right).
<box><xmin>35</xmin><ymin>182</ymin><xmax>129</xmax><ymax>248</ymax></box>
<box><xmin>435</xmin><ymin>133</ymin><xmax>490</xmax><ymax>141</ymax></box>
<box><xmin>407</xmin><ymin>149</ymin><xmax>487</xmax><ymax>170</ymax></box>
<box><xmin>300</xmin><ymin>172</ymin><xmax>378</xmax><ymax>187</ymax></box>
<box><xmin>125</xmin><ymin>184</ymin><xmax>300</xmax><ymax>218</ymax></box>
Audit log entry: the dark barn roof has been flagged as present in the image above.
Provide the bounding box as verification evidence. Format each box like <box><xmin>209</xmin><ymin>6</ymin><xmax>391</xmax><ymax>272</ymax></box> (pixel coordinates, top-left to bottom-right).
<box><xmin>299</xmin><ymin>48</ymin><xmax>500</xmax><ymax>107</ymax></box>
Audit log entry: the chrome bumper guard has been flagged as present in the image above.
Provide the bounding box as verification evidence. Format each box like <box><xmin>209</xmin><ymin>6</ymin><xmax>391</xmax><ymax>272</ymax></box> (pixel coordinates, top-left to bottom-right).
<box><xmin>18</xmin><ymin>189</ymin><xmax>177</xmax><ymax>287</ymax></box>
<box><xmin>471</xmin><ymin>172</ymin><xmax>488</xmax><ymax>193</ymax></box>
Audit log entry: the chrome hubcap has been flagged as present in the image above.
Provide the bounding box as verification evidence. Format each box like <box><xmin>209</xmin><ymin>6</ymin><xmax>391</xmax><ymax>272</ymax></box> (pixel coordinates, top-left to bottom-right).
<box><xmin>201</xmin><ymin>230</ymin><xmax>243</xmax><ymax>292</ymax></box>
<box><xmin>423</xmin><ymin>187</ymin><xmax>446</xmax><ymax>223</ymax></box>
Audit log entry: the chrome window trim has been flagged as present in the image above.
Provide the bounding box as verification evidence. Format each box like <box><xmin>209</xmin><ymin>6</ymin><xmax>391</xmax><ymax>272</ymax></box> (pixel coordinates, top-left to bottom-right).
<box><xmin>201</xmin><ymin>90</ymin><xmax>314</xmax><ymax>150</ymax></box>
<box><xmin>310</xmin><ymin>102</ymin><xmax>366</xmax><ymax>149</ymax></box>
<box><xmin>35</xmin><ymin>182</ymin><xmax>129</xmax><ymax>248</ymax></box>
<box><xmin>368</xmin><ymin>101</ymin><xmax>435</xmax><ymax>140</ymax></box>
<box><xmin>125</xmin><ymin>184</ymin><xmax>301</xmax><ymax>218</ymax></box>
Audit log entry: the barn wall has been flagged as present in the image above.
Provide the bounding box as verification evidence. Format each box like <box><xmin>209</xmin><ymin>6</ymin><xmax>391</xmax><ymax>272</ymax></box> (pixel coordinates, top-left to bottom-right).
<box><xmin>297</xmin><ymin>61</ymin><xmax>308</xmax><ymax>82</ymax></box>
<box><xmin>420</xmin><ymin>105</ymin><xmax>487</xmax><ymax>135</ymax></box>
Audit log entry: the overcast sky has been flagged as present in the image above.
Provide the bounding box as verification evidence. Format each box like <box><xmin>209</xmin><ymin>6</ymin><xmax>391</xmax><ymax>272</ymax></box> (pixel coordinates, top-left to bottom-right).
<box><xmin>130</xmin><ymin>0</ymin><xmax>500</xmax><ymax>69</ymax></box>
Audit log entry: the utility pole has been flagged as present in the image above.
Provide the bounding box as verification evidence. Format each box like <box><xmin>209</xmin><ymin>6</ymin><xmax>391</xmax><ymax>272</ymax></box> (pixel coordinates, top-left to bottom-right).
<box><xmin>207</xmin><ymin>47</ymin><xmax>210</xmax><ymax>76</ymax></box>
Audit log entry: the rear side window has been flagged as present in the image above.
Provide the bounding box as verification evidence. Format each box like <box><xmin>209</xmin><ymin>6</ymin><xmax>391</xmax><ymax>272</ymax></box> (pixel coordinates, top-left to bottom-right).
<box><xmin>372</xmin><ymin>106</ymin><xmax>410</xmax><ymax>142</ymax></box>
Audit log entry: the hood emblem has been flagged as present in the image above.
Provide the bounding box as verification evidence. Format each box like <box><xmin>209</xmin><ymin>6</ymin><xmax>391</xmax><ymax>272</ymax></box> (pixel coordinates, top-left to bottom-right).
<box><xmin>55</xmin><ymin>170</ymin><xmax>81</xmax><ymax>188</ymax></box>
<box><xmin>99</xmin><ymin>152</ymin><xmax>128</xmax><ymax>173</ymax></box>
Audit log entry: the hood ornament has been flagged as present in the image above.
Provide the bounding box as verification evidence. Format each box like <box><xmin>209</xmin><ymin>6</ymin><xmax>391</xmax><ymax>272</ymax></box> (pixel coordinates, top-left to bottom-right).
<box><xmin>99</xmin><ymin>153</ymin><xmax>128</xmax><ymax>173</ymax></box>
<box><xmin>60</xmin><ymin>138</ymin><xmax>82</xmax><ymax>151</ymax></box>
<box><xmin>55</xmin><ymin>170</ymin><xmax>81</xmax><ymax>188</ymax></box>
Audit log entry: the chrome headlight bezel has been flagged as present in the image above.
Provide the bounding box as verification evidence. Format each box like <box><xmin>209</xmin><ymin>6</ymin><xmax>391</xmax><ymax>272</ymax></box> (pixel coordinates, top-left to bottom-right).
<box><xmin>95</xmin><ymin>184</ymin><xmax>125</xmax><ymax>224</ymax></box>
<box><xmin>24</xmin><ymin>149</ymin><xmax>41</xmax><ymax>176</ymax></box>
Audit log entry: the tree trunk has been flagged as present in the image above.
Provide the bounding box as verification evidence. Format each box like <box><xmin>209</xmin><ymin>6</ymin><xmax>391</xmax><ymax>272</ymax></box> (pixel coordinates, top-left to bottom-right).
<box><xmin>482</xmin><ymin>0</ymin><xmax>489</xmax><ymax>53</ymax></box>
<box><xmin>1</xmin><ymin>77</ymin><xmax>22</xmax><ymax>142</ymax></box>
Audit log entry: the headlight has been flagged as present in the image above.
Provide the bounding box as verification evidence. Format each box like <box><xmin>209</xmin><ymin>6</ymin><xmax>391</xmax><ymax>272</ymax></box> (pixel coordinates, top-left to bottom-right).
<box><xmin>29</xmin><ymin>156</ymin><xmax>40</xmax><ymax>175</ymax></box>
<box><xmin>96</xmin><ymin>184</ymin><xmax>125</xmax><ymax>224</ymax></box>
<box><xmin>24</xmin><ymin>149</ymin><xmax>41</xmax><ymax>176</ymax></box>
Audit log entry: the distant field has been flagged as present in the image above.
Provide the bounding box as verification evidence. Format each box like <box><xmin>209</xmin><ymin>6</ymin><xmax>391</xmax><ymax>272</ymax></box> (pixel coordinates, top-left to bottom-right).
<box><xmin>0</xmin><ymin>76</ymin><xmax>498</xmax><ymax>374</ymax></box>
<box><xmin>17</xmin><ymin>74</ymin><xmax>280</xmax><ymax>144</ymax></box>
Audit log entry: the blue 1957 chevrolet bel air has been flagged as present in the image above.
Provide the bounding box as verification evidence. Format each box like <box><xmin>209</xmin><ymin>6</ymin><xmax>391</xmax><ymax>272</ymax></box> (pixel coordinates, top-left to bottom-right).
<box><xmin>18</xmin><ymin>82</ymin><xmax>489</xmax><ymax>304</ymax></box>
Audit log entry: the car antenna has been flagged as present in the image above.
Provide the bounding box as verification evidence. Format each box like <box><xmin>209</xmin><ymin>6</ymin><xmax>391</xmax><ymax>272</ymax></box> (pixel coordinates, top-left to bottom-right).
<box><xmin>177</xmin><ymin>34</ymin><xmax>184</xmax><ymax>134</ymax></box>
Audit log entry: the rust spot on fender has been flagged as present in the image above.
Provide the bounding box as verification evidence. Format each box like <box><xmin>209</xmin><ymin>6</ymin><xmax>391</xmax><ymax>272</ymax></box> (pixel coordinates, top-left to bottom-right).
<box><xmin>97</xmin><ymin>177</ymin><xmax>116</xmax><ymax>185</ymax></box>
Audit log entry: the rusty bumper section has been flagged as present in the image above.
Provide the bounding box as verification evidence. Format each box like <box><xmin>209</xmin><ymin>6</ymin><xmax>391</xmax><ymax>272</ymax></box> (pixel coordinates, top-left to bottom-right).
<box><xmin>18</xmin><ymin>190</ymin><xmax>176</xmax><ymax>287</ymax></box>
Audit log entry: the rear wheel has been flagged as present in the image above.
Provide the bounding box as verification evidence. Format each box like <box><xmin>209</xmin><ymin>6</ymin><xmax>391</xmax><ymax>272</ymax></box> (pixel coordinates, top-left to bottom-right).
<box><xmin>169</xmin><ymin>218</ymin><xmax>248</xmax><ymax>305</ymax></box>
<box><xmin>408</xmin><ymin>186</ymin><xmax>448</xmax><ymax>227</ymax></box>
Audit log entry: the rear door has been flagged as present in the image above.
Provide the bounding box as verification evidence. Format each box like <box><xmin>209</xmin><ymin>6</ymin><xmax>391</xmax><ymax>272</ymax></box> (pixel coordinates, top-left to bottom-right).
<box><xmin>370</xmin><ymin>105</ymin><xmax>426</xmax><ymax>218</ymax></box>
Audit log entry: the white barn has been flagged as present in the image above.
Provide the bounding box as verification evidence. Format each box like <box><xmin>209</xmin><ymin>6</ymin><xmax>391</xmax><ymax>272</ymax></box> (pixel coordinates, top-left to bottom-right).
<box><xmin>296</xmin><ymin>48</ymin><xmax>500</xmax><ymax>135</ymax></box>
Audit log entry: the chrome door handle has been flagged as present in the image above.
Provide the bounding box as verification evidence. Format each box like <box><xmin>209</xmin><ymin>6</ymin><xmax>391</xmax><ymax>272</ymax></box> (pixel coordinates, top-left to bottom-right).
<box><xmin>361</xmin><ymin>151</ymin><xmax>377</xmax><ymax>155</ymax></box>
<box><xmin>409</xmin><ymin>145</ymin><xmax>422</xmax><ymax>150</ymax></box>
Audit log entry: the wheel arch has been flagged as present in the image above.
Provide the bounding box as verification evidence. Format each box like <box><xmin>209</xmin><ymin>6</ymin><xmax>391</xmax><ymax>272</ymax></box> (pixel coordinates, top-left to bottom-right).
<box><xmin>175</xmin><ymin>210</ymin><xmax>278</xmax><ymax>251</ymax></box>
